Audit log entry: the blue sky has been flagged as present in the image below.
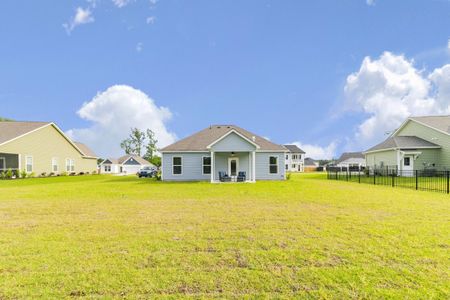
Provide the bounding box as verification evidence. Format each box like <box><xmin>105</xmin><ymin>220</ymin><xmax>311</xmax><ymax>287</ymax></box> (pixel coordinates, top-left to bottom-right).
<box><xmin>1</xmin><ymin>0</ymin><xmax>450</xmax><ymax>158</ymax></box>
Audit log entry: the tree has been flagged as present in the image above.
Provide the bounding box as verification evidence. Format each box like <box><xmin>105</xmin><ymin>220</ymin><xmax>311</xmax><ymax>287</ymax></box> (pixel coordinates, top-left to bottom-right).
<box><xmin>143</xmin><ymin>129</ymin><xmax>158</xmax><ymax>161</ymax></box>
<box><xmin>120</xmin><ymin>128</ymin><xmax>146</xmax><ymax>156</ymax></box>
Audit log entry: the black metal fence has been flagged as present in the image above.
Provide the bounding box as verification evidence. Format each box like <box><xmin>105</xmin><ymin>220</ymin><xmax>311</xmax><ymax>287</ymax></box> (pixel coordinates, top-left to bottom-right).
<box><xmin>327</xmin><ymin>167</ymin><xmax>450</xmax><ymax>194</ymax></box>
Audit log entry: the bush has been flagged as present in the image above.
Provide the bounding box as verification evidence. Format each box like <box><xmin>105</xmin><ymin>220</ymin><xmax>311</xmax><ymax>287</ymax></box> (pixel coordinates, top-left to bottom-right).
<box><xmin>29</xmin><ymin>172</ymin><xmax>35</xmax><ymax>178</ymax></box>
<box><xmin>49</xmin><ymin>172</ymin><xmax>55</xmax><ymax>177</ymax></box>
<box><xmin>20</xmin><ymin>169</ymin><xmax>27</xmax><ymax>179</ymax></box>
<box><xmin>5</xmin><ymin>169</ymin><xmax>13</xmax><ymax>179</ymax></box>
<box><xmin>40</xmin><ymin>172</ymin><xmax>47</xmax><ymax>177</ymax></box>
<box><xmin>0</xmin><ymin>171</ymin><xmax>5</xmax><ymax>180</ymax></box>
<box><xmin>92</xmin><ymin>170</ymin><xmax>97</xmax><ymax>175</ymax></box>
<box><xmin>60</xmin><ymin>171</ymin><xmax>67</xmax><ymax>176</ymax></box>
<box><xmin>155</xmin><ymin>170</ymin><xmax>162</xmax><ymax>181</ymax></box>
<box><xmin>286</xmin><ymin>173</ymin><xmax>291</xmax><ymax>180</ymax></box>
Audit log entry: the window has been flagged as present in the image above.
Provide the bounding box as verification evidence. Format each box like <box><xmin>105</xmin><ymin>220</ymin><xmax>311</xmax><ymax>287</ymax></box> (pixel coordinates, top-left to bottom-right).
<box><xmin>104</xmin><ymin>165</ymin><xmax>111</xmax><ymax>172</ymax></box>
<box><xmin>26</xmin><ymin>156</ymin><xmax>33</xmax><ymax>173</ymax></box>
<box><xmin>286</xmin><ymin>154</ymin><xmax>288</xmax><ymax>160</ymax></box>
<box><xmin>0</xmin><ymin>157</ymin><xmax>5</xmax><ymax>170</ymax></box>
<box><xmin>293</xmin><ymin>155</ymin><xmax>297</xmax><ymax>160</ymax></box>
<box><xmin>285</xmin><ymin>164</ymin><xmax>288</xmax><ymax>170</ymax></box>
<box><xmin>404</xmin><ymin>157</ymin><xmax>410</xmax><ymax>166</ymax></box>
<box><xmin>52</xmin><ymin>158</ymin><xmax>58</xmax><ymax>172</ymax></box>
<box><xmin>66</xmin><ymin>159</ymin><xmax>75</xmax><ymax>172</ymax></box>
<box><xmin>269</xmin><ymin>156</ymin><xmax>278</xmax><ymax>174</ymax></box>
<box><xmin>292</xmin><ymin>164</ymin><xmax>296</xmax><ymax>169</ymax></box>
<box><xmin>173</xmin><ymin>156</ymin><xmax>182</xmax><ymax>175</ymax></box>
<box><xmin>202</xmin><ymin>157</ymin><xmax>211</xmax><ymax>174</ymax></box>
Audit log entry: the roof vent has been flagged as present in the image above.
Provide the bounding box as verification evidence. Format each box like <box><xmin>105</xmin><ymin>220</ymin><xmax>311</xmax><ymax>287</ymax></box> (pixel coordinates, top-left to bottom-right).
<box><xmin>252</xmin><ymin>136</ymin><xmax>256</xmax><ymax>142</ymax></box>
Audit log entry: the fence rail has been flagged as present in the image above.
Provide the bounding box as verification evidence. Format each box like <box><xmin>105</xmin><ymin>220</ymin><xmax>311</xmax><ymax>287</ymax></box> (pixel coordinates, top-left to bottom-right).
<box><xmin>327</xmin><ymin>167</ymin><xmax>450</xmax><ymax>194</ymax></box>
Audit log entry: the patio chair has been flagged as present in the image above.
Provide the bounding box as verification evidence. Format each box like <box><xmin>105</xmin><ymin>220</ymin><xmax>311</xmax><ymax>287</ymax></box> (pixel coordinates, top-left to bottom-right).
<box><xmin>237</xmin><ymin>171</ymin><xmax>246</xmax><ymax>182</ymax></box>
<box><xmin>219</xmin><ymin>171</ymin><xmax>231</xmax><ymax>182</ymax></box>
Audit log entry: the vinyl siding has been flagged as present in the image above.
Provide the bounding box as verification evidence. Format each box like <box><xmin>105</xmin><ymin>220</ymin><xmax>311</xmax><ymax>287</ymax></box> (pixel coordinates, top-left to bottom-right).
<box><xmin>255</xmin><ymin>152</ymin><xmax>285</xmax><ymax>180</ymax></box>
<box><xmin>0</xmin><ymin>125</ymin><xmax>97</xmax><ymax>175</ymax></box>
<box><xmin>396</xmin><ymin>120</ymin><xmax>450</xmax><ymax>167</ymax></box>
<box><xmin>162</xmin><ymin>152</ymin><xmax>210</xmax><ymax>181</ymax></box>
<box><xmin>210</xmin><ymin>132</ymin><xmax>257</xmax><ymax>152</ymax></box>
<box><xmin>365</xmin><ymin>150</ymin><xmax>397</xmax><ymax>168</ymax></box>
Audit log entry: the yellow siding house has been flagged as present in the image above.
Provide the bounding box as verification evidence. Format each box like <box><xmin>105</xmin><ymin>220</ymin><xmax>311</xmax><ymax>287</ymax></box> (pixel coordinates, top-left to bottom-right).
<box><xmin>0</xmin><ymin>121</ymin><xmax>97</xmax><ymax>175</ymax></box>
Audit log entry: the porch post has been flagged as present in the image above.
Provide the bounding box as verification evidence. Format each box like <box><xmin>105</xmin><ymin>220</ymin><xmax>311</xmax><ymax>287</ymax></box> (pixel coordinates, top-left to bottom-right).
<box><xmin>210</xmin><ymin>151</ymin><xmax>215</xmax><ymax>183</ymax></box>
<box><xmin>252</xmin><ymin>151</ymin><xmax>256</xmax><ymax>182</ymax></box>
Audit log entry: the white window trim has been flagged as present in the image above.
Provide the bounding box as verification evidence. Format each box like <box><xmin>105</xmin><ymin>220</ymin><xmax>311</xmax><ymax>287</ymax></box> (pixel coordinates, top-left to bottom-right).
<box><xmin>66</xmin><ymin>158</ymin><xmax>75</xmax><ymax>172</ymax></box>
<box><xmin>172</xmin><ymin>156</ymin><xmax>183</xmax><ymax>176</ymax></box>
<box><xmin>202</xmin><ymin>156</ymin><xmax>211</xmax><ymax>175</ymax></box>
<box><xmin>228</xmin><ymin>157</ymin><xmax>240</xmax><ymax>176</ymax></box>
<box><xmin>51</xmin><ymin>157</ymin><xmax>58</xmax><ymax>173</ymax></box>
<box><xmin>25</xmin><ymin>155</ymin><xmax>33</xmax><ymax>173</ymax></box>
<box><xmin>0</xmin><ymin>157</ymin><xmax>5</xmax><ymax>171</ymax></box>
<box><xmin>269</xmin><ymin>156</ymin><xmax>279</xmax><ymax>175</ymax></box>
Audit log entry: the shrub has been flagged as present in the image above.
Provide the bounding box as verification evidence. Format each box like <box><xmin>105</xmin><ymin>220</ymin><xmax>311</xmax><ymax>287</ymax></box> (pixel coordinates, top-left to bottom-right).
<box><xmin>40</xmin><ymin>172</ymin><xmax>47</xmax><ymax>177</ymax></box>
<box><xmin>286</xmin><ymin>173</ymin><xmax>291</xmax><ymax>180</ymax></box>
<box><xmin>0</xmin><ymin>171</ymin><xmax>5</xmax><ymax>180</ymax></box>
<box><xmin>29</xmin><ymin>172</ymin><xmax>35</xmax><ymax>178</ymax></box>
<box><xmin>5</xmin><ymin>169</ymin><xmax>13</xmax><ymax>179</ymax></box>
<box><xmin>20</xmin><ymin>169</ymin><xmax>27</xmax><ymax>179</ymax></box>
<box><xmin>49</xmin><ymin>172</ymin><xmax>55</xmax><ymax>177</ymax></box>
<box><xmin>60</xmin><ymin>171</ymin><xmax>67</xmax><ymax>176</ymax></box>
<box><xmin>155</xmin><ymin>170</ymin><xmax>162</xmax><ymax>181</ymax></box>
<box><xmin>92</xmin><ymin>170</ymin><xmax>97</xmax><ymax>175</ymax></box>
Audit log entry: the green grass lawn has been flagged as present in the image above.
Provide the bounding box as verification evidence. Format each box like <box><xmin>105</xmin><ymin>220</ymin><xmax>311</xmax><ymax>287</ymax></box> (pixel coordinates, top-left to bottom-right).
<box><xmin>0</xmin><ymin>174</ymin><xmax>448</xmax><ymax>299</ymax></box>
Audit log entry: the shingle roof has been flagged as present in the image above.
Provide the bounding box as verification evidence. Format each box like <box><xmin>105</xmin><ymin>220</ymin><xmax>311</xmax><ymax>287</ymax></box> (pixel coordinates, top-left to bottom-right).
<box><xmin>336</xmin><ymin>152</ymin><xmax>364</xmax><ymax>164</ymax></box>
<box><xmin>409</xmin><ymin>115</ymin><xmax>450</xmax><ymax>134</ymax></box>
<box><xmin>74</xmin><ymin>142</ymin><xmax>97</xmax><ymax>158</ymax></box>
<box><xmin>118</xmin><ymin>155</ymin><xmax>152</xmax><ymax>165</ymax></box>
<box><xmin>283</xmin><ymin>144</ymin><xmax>306</xmax><ymax>153</ymax></box>
<box><xmin>160</xmin><ymin>125</ymin><xmax>286</xmax><ymax>152</ymax></box>
<box><xmin>365</xmin><ymin>136</ymin><xmax>441</xmax><ymax>153</ymax></box>
<box><xmin>304</xmin><ymin>157</ymin><xmax>317</xmax><ymax>166</ymax></box>
<box><xmin>0</xmin><ymin>121</ymin><xmax>50</xmax><ymax>144</ymax></box>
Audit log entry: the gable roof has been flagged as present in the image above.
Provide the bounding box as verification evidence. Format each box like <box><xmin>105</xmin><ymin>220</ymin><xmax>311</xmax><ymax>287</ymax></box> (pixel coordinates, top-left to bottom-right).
<box><xmin>160</xmin><ymin>125</ymin><xmax>286</xmax><ymax>152</ymax></box>
<box><xmin>118</xmin><ymin>155</ymin><xmax>152</xmax><ymax>165</ymax></box>
<box><xmin>365</xmin><ymin>136</ymin><xmax>441</xmax><ymax>153</ymax></box>
<box><xmin>283</xmin><ymin>144</ymin><xmax>305</xmax><ymax>153</ymax></box>
<box><xmin>0</xmin><ymin>121</ymin><xmax>97</xmax><ymax>158</ymax></box>
<box><xmin>74</xmin><ymin>142</ymin><xmax>97</xmax><ymax>158</ymax></box>
<box><xmin>392</xmin><ymin>115</ymin><xmax>450</xmax><ymax>137</ymax></box>
<box><xmin>336</xmin><ymin>152</ymin><xmax>364</xmax><ymax>164</ymax></box>
<box><xmin>304</xmin><ymin>157</ymin><xmax>317</xmax><ymax>166</ymax></box>
<box><xmin>0</xmin><ymin>121</ymin><xmax>50</xmax><ymax>145</ymax></box>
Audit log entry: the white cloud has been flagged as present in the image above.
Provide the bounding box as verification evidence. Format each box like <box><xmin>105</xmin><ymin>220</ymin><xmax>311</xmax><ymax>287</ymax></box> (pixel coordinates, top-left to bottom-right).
<box><xmin>290</xmin><ymin>142</ymin><xmax>338</xmax><ymax>160</ymax></box>
<box><xmin>63</xmin><ymin>7</ymin><xmax>94</xmax><ymax>34</ymax></box>
<box><xmin>136</xmin><ymin>42</ymin><xmax>143</xmax><ymax>52</ymax></box>
<box><xmin>112</xmin><ymin>0</ymin><xmax>134</xmax><ymax>8</ymax></box>
<box><xmin>146</xmin><ymin>16</ymin><xmax>156</xmax><ymax>24</ymax></box>
<box><xmin>366</xmin><ymin>0</ymin><xmax>375</xmax><ymax>6</ymax></box>
<box><xmin>67</xmin><ymin>85</ymin><xmax>176</xmax><ymax>157</ymax></box>
<box><xmin>447</xmin><ymin>39</ymin><xmax>450</xmax><ymax>51</ymax></box>
<box><xmin>344</xmin><ymin>51</ymin><xmax>450</xmax><ymax>149</ymax></box>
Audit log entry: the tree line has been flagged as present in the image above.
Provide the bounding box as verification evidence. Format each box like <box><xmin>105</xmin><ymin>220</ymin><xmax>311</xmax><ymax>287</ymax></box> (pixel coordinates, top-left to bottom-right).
<box><xmin>120</xmin><ymin>128</ymin><xmax>161</xmax><ymax>166</ymax></box>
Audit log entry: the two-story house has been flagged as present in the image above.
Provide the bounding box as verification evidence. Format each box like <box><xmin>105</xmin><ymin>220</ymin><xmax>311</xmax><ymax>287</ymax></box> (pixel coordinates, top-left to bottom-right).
<box><xmin>283</xmin><ymin>144</ymin><xmax>306</xmax><ymax>172</ymax></box>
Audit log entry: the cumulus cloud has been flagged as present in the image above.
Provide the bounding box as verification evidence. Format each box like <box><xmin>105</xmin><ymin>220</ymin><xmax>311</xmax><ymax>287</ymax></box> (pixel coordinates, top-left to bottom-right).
<box><xmin>136</xmin><ymin>42</ymin><xmax>143</xmax><ymax>52</ymax></box>
<box><xmin>290</xmin><ymin>142</ymin><xmax>338</xmax><ymax>160</ymax></box>
<box><xmin>67</xmin><ymin>85</ymin><xmax>176</xmax><ymax>157</ymax></box>
<box><xmin>146</xmin><ymin>16</ymin><xmax>156</xmax><ymax>24</ymax></box>
<box><xmin>366</xmin><ymin>0</ymin><xmax>375</xmax><ymax>6</ymax></box>
<box><xmin>63</xmin><ymin>7</ymin><xmax>94</xmax><ymax>34</ymax></box>
<box><xmin>344</xmin><ymin>51</ymin><xmax>450</xmax><ymax>149</ymax></box>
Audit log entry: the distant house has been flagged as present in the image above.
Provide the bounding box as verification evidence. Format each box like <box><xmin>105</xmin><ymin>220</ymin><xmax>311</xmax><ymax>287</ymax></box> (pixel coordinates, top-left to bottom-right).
<box><xmin>335</xmin><ymin>152</ymin><xmax>366</xmax><ymax>170</ymax></box>
<box><xmin>283</xmin><ymin>144</ymin><xmax>305</xmax><ymax>172</ymax></box>
<box><xmin>304</xmin><ymin>157</ymin><xmax>319</xmax><ymax>172</ymax></box>
<box><xmin>0</xmin><ymin>121</ymin><xmax>97</xmax><ymax>175</ymax></box>
<box><xmin>99</xmin><ymin>155</ymin><xmax>154</xmax><ymax>175</ymax></box>
<box><xmin>364</xmin><ymin>115</ymin><xmax>450</xmax><ymax>174</ymax></box>
<box><xmin>160</xmin><ymin>125</ymin><xmax>287</xmax><ymax>182</ymax></box>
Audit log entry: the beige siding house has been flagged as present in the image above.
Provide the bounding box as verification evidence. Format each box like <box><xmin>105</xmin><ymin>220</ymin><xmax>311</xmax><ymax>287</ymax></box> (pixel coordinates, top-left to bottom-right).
<box><xmin>364</xmin><ymin>115</ymin><xmax>450</xmax><ymax>174</ymax></box>
<box><xmin>0</xmin><ymin>121</ymin><xmax>97</xmax><ymax>175</ymax></box>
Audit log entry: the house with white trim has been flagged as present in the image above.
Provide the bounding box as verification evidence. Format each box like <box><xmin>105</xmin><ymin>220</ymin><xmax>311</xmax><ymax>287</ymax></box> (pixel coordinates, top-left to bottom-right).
<box><xmin>0</xmin><ymin>121</ymin><xmax>97</xmax><ymax>175</ymax></box>
<box><xmin>364</xmin><ymin>115</ymin><xmax>450</xmax><ymax>174</ymax></box>
<box><xmin>335</xmin><ymin>152</ymin><xmax>366</xmax><ymax>170</ymax></box>
<box><xmin>283</xmin><ymin>144</ymin><xmax>305</xmax><ymax>172</ymax></box>
<box><xmin>99</xmin><ymin>155</ymin><xmax>155</xmax><ymax>175</ymax></box>
<box><xmin>160</xmin><ymin>125</ymin><xmax>287</xmax><ymax>182</ymax></box>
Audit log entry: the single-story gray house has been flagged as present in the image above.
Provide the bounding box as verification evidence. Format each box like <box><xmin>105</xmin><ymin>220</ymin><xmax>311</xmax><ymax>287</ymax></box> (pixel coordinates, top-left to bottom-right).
<box><xmin>160</xmin><ymin>125</ymin><xmax>287</xmax><ymax>182</ymax></box>
<box><xmin>99</xmin><ymin>155</ymin><xmax>154</xmax><ymax>175</ymax></box>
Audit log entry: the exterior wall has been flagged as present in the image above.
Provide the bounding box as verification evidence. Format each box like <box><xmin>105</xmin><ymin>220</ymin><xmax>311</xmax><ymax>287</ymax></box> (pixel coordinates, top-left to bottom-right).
<box><xmin>210</xmin><ymin>132</ymin><xmax>257</xmax><ymax>152</ymax></box>
<box><xmin>162</xmin><ymin>152</ymin><xmax>210</xmax><ymax>181</ymax></box>
<box><xmin>285</xmin><ymin>153</ymin><xmax>305</xmax><ymax>172</ymax></box>
<box><xmin>255</xmin><ymin>152</ymin><xmax>285</xmax><ymax>180</ymax></box>
<box><xmin>396</xmin><ymin>120</ymin><xmax>450</xmax><ymax>167</ymax></box>
<box><xmin>213</xmin><ymin>152</ymin><xmax>250</xmax><ymax>181</ymax></box>
<box><xmin>365</xmin><ymin>150</ymin><xmax>397</xmax><ymax>168</ymax></box>
<box><xmin>405</xmin><ymin>149</ymin><xmax>440</xmax><ymax>170</ymax></box>
<box><xmin>0</xmin><ymin>125</ymin><xmax>97</xmax><ymax>175</ymax></box>
<box><xmin>336</xmin><ymin>158</ymin><xmax>366</xmax><ymax>167</ymax></box>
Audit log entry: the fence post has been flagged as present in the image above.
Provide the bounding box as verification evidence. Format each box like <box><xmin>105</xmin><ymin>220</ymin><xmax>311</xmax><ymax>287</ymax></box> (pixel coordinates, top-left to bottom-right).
<box><xmin>346</xmin><ymin>170</ymin><xmax>348</xmax><ymax>181</ymax></box>
<box><xmin>358</xmin><ymin>171</ymin><xmax>361</xmax><ymax>184</ymax></box>
<box><xmin>415</xmin><ymin>170</ymin><xmax>418</xmax><ymax>190</ymax></box>
<box><xmin>447</xmin><ymin>171</ymin><xmax>449</xmax><ymax>194</ymax></box>
<box><xmin>373</xmin><ymin>171</ymin><xmax>376</xmax><ymax>185</ymax></box>
<box><xmin>392</xmin><ymin>172</ymin><xmax>394</xmax><ymax>187</ymax></box>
